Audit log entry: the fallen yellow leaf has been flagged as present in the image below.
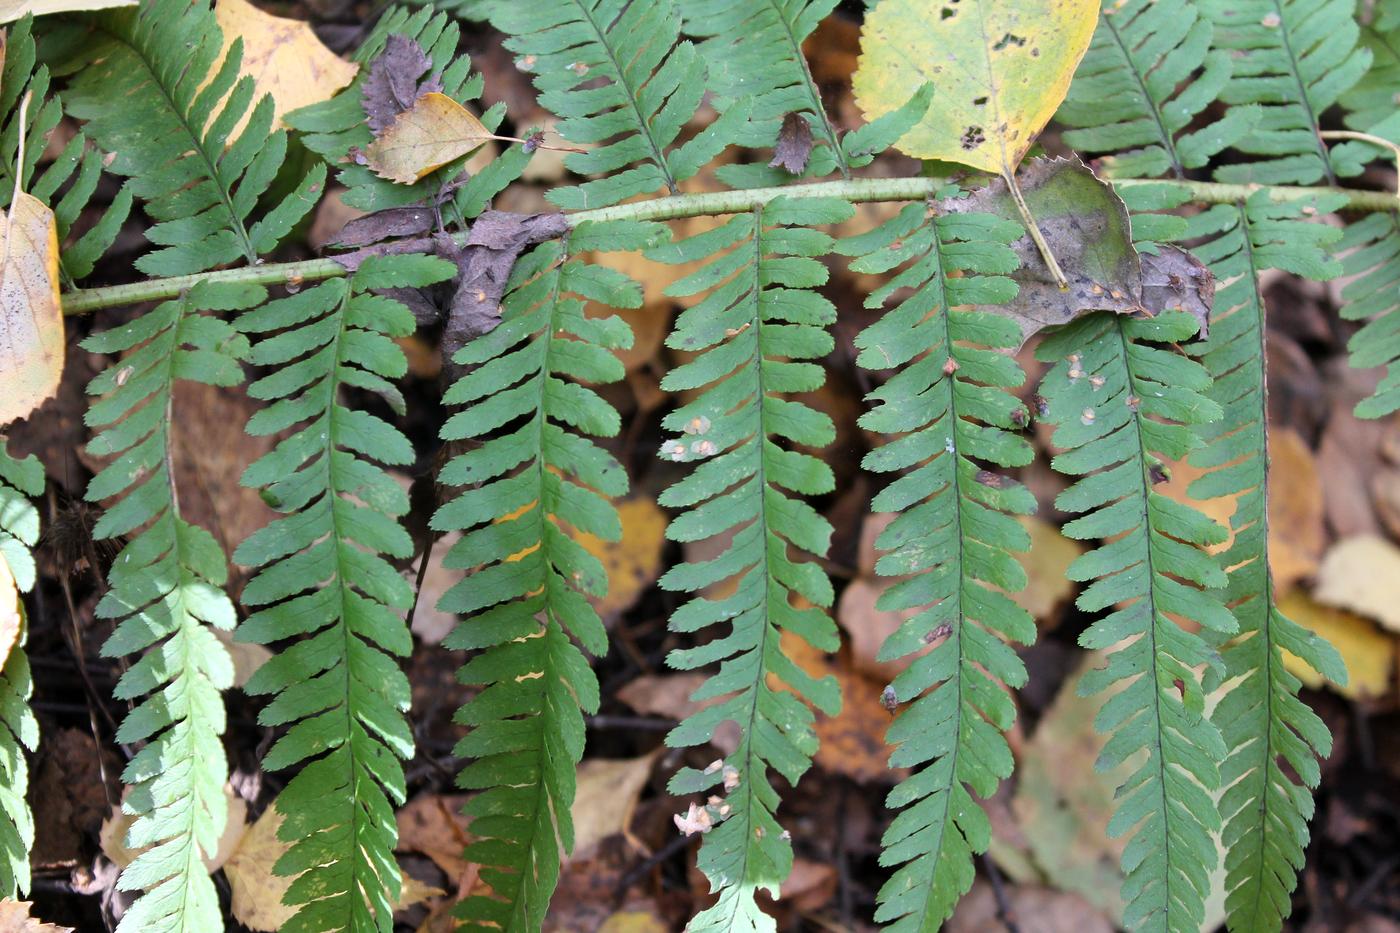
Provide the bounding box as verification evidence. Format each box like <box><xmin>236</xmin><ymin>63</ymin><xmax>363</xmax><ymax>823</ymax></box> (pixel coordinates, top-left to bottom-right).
<box><xmin>0</xmin><ymin>0</ymin><xmax>132</xmax><ymax>24</ymax></box>
<box><xmin>100</xmin><ymin>786</ymin><xmax>248</xmax><ymax>875</ymax></box>
<box><xmin>0</xmin><ymin>555</ymin><xmax>19</xmax><ymax>672</ymax></box>
<box><xmin>0</xmin><ymin>191</ymin><xmax>63</xmax><ymax>425</ymax></box>
<box><xmin>570</xmin><ymin>752</ymin><xmax>659</xmax><ymax>858</ymax></box>
<box><xmin>213</xmin><ymin>0</ymin><xmax>357</xmax><ymax>134</ymax></box>
<box><xmin>1313</xmin><ymin>534</ymin><xmax>1400</xmax><ymax>634</ymax></box>
<box><xmin>0</xmin><ymin>900</ymin><xmax>72</xmax><ymax>932</ymax></box>
<box><xmin>853</xmin><ymin>0</ymin><xmax>1097</xmax><ymax>173</ymax></box>
<box><xmin>576</xmin><ymin>497</ymin><xmax>667</xmax><ymax>618</ymax></box>
<box><xmin>1278</xmin><ymin>591</ymin><xmax>1394</xmax><ymax>700</ymax></box>
<box><xmin>365</xmin><ymin>92</ymin><xmax>500</xmax><ymax>184</ymax></box>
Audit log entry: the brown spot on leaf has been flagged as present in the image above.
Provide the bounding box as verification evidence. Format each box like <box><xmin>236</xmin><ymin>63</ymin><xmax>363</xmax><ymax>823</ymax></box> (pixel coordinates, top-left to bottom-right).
<box><xmin>960</xmin><ymin>125</ymin><xmax>985</xmax><ymax>149</ymax></box>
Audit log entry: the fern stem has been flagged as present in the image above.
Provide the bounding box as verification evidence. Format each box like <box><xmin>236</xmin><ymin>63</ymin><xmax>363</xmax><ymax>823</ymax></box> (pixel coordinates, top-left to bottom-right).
<box><xmin>60</xmin><ymin>176</ymin><xmax>1400</xmax><ymax>315</ymax></box>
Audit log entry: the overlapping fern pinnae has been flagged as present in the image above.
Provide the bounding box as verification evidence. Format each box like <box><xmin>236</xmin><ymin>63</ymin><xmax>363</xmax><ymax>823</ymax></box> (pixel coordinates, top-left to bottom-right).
<box><xmin>432</xmin><ymin>219</ymin><xmax>659</xmax><ymax>930</ymax></box>
<box><xmin>0</xmin><ymin>14</ymin><xmax>131</xmax><ymax>283</ymax></box>
<box><xmin>58</xmin><ymin>0</ymin><xmax>325</xmax><ymax>277</ymax></box>
<box><xmin>1340</xmin><ymin>1</ymin><xmax>1400</xmax><ymax>130</ymax></box>
<box><xmin>647</xmin><ymin>196</ymin><xmax>850</xmax><ymax>931</ymax></box>
<box><xmin>1058</xmin><ymin>0</ymin><xmax>1255</xmax><ymax>181</ymax></box>
<box><xmin>1201</xmin><ymin>0</ymin><xmax>1371</xmax><ymax>186</ymax></box>
<box><xmin>286</xmin><ymin>7</ymin><xmax>530</xmax><ymax>219</ymax></box>
<box><xmin>0</xmin><ymin>443</ymin><xmax>42</xmax><ymax>900</ymax></box>
<box><xmin>475</xmin><ymin>0</ymin><xmax>753</xmax><ymax>210</ymax></box>
<box><xmin>1037</xmin><ymin>310</ymin><xmax>1235</xmax><ymax>933</ymax></box>
<box><xmin>1337</xmin><ymin>201</ymin><xmax>1400</xmax><ymax>418</ymax></box>
<box><xmin>231</xmin><ymin>253</ymin><xmax>456</xmax><ymax>933</ymax></box>
<box><xmin>82</xmin><ymin>281</ymin><xmax>265</xmax><ymax>933</ymax></box>
<box><xmin>1186</xmin><ymin>193</ymin><xmax>1348</xmax><ymax>933</ymax></box>
<box><xmin>839</xmin><ymin>199</ymin><xmax>1035</xmax><ymax>931</ymax></box>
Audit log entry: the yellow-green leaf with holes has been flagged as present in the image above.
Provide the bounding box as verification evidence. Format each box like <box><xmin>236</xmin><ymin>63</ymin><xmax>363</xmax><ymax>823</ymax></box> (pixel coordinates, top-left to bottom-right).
<box><xmin>853</xmin><ymin>0</ymin><xmax>1097</xmax><ymax>173</ymax></box>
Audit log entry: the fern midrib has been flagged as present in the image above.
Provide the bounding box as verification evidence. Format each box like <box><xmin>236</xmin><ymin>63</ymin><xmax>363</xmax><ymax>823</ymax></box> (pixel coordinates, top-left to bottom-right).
<box><xmin>575</xmin><ymin>0</ymin><xmax>678</xmax><ymax>195</ymax></box>
<box><xmin>1103</xmin><ymin>10</ymin><xmax>1185</xmax><ymax>179</ymax></box>
<box><xmin>770</xmin><ymin>1</ymin><xmax>849</xmax><ymax>178</ymax></box>
<box><xmin>1113</xmin><ymin>318</ymin><xmax>1180</xmax><ymax>930</ymax></box>
<box><xmin>1227</xmin><ymin>208</ymin><xmax>1284</xmax><ymax>926</ymax></box>
<box><xmin>322</xmin><ymin>284</ymin><xmax>387</xmax><ymax>932</ymax></box>
<box><xmin>1266</xmin><ymin>0</ymin><xmax>1338</xmax><ymax>186</ymax></box>
<box><xmin>93</xmin><ymin>19</ymin><xmax>259</xmax><ymax>265</ymax></box>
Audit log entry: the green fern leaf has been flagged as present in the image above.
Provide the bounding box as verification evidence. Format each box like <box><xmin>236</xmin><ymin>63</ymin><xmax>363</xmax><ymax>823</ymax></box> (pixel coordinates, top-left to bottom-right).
<box><xmin>1058</xmin><ymin>0</ymin><xmax>1257</xmax><ymax>181</ymax></box>
<box><xmin>1339</xmin><ymin>0</ymin><xmax>1400</xmax><ymax>129</ymax></box>
<box><xmin>1036</xmin><ymin>310</ymin><xmax>1235</xmax><ymax>933</ymax></box>
<box><xmin>838</xmin><ymin>198</ymin><xmax>1036</xmax><ymax>931</ymax></box>
<box><xmin>0</xmin><ymin>14</ymin><xmax>131</xmax><ymax>282</ymax></box>
<box><xmin>432</xmin><ymin>219</ymin><xmax>661</xmax><ymax>930</ymax></box>
<box><xmin>59</xmin><ymin>0</ymin><xmax>324</xmax><ymax>276</ymax></box>
<box><xmin>82</xmin><ymin>280</ymin><xmax>264</xmax><ymax>933</ymax></box>
<box><xmin>286</xmin><ymin>8</ymin><xmax>530</xmax><ymax>218</ymax></box>
<box><xmin>1185</xmin><ymin>193</ymin><xmax>1348</xmax><ymax>933</ymax></box>
<box><xmin>1202</xmin><ymin>0</ymin><xmax>1371</xmax><ymax>185</ymax></box>
<box><xmin>1337</xmin><ymin>202</ymin><xmax>1400</xmax><ymax>418</ymax></box>
<box><xmin>477</xmin><ymin>0</ymin><xmax>751</xmax><ymax>209</ymax></box>
<box><xmin>231</xmin><ymin>253</ymin><xmax>455</xmax><ymax>933</ymax></box>
<box><xmin>0</xmin><ymin>443</ymin><xmax>42</xmax><ymax>900</ymax></box>
<box><xmin>647</xmin><ymin>195</ymin><xmax>853</xmax><ymax>931</ymax></box>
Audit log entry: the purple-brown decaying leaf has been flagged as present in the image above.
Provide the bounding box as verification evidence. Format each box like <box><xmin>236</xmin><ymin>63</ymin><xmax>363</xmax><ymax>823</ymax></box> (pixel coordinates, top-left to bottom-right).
<box><xmin>769</xmin><ymin>112</ymin><xmax>814</xmax><ymax>174</ymax></box>
<box><xmin>331</xmin><ymin>206</ymin><xmax>436</xmax><ymax>248</ymax></box>
<box><xmin>362</xmin><ymin>34</ymin><xmax>443</xmax><ymax>134</ymax></box>
<box><xmin>1139</xmin><ymin>244</ymin><xmax>1215</xmax><ymax>338</ymax></box>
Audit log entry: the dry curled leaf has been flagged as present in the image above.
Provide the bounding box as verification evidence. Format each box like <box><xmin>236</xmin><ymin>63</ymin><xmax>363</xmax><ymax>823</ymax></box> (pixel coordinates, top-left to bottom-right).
<box><xmin>0</xmin><ymin>192</ymin><xmax>62</xmax><ymax>425</ymax></box>
<box><xmin>213</xmin><ymin>0</ymin><xmax>357</xmax><ymax>132</ymax></box>
<box><xmin>769</xmin><ymin>112</ymin><xmax>814</xmax><ymax>174</ymax></box>
<box><xmin>853</xmin><ymin>0</ymin><xmax>1097</xmax><ymax>172</ymax></box>
<box><xmin>362</xmin><ymin>34</ymin><xmax>443</xmax><ymax>134</ymax></box>
<box><xmin>365</xmin><ymin>92</ymin><xmax>500</xmax><ymax>184</ymax></box>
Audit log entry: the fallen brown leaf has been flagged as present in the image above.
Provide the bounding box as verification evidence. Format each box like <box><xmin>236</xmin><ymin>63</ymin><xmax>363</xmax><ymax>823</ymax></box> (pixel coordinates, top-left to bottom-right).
<box><xmin>0</xmin><ymin>900</ymin><xmax>72</xmax><ymax>933</ymax></box>
<box><xmin>571</xmin><ymin>752</ymin><xmax>659</xmax><ymax>858</ymax></box>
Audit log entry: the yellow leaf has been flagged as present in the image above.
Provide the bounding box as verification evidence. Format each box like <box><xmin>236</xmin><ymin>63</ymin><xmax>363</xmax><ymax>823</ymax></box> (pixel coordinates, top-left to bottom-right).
<box><xmin>570</xmin><ymin>752</ymin><xmax>659</xmax><ymax>858</ymax></box>
<box><xmin>853</xmin><ymin>0</ymin><xmax>1098</xmax><ymax>173</ymax></box>
<box><xmin>0</xmin><ymin>0</ymin><xmax>132</xmax><ymax>24</ymax></box>
<box><xmin>212</xmin><ymin>0</ymin><xmax>357</xmax><ymax>134</ymax></box>
<box><xmin>1278</xmin><ymin>591</ymin><xmax>1394</xmax><ymax>700</ymax></box>
<box><xmin>365</xmin><ymin>92</ymin><xmax>499</xmax><ymax>184</ymax></box>
<box><xmin>576</xmin><ymin>498</ymin><xmax>667</xmax><ymax>618</ymax></box>
<box><xmin>1313</xmin><ymin>534</ymin><xmax>1400</xmax><ymax>634</ymax></box>
<box><xmin>0</xmin><ymin>191</ymin><xmax>63</xmax><ymax>425</ymax></box>
<box><xmin>0</xmin><ymin>900</ymin><xmax>72</xmax><ymax>933</ymax></box>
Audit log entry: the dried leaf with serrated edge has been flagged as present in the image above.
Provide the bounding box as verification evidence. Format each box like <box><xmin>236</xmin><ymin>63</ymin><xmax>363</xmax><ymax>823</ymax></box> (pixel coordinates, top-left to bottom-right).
<box><xmin>0</xmin><ymin>900</ymin><xmax>72</xmax><ymax>932</ymax></box>
<box><xmin>213</xmin><ymin>0</ymin><xmax>357</xmax><ymax>132</ymax></box>
<box><xmin>769</xmin><ymin>112</ymin><xmax>813</xmax><ymax>174</ymax></box>
<box><xmin>362</xmin><ymin>34</ymin><xmax>442</xmax><ymax>134</ymax></box>
<box><xmin>852</xmin><ymin>0</ymin><xmax>1096</xmax><ymax>172</ymax></box>
<box><xmin>0</xmin><ymin>0</ymin><xmax>131</xmax><ymax>24</ymax></box>
<box><xmin>943</xmin><ymin>157</ymin><xmax>1153</xmax><ymax>346</ymax></box>
<box><xmin>365</xmin><ymin>92</ymin><xmax>499</xmax><ymax>184</ymax></box>
<box><xmin>0</xmin><ymin>192</ymin><xmax>62</xmax><ymax>424</ymax></box>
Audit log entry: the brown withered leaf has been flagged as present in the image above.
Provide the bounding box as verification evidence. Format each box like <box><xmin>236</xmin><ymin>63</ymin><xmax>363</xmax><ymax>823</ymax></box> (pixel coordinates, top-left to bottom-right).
<box><xmin>769</xmin><ymin>112</ymin><xmax>814</xmax><ymax>174</ymax></box>
<box><xmin>943</xmin><ymin>157</ymin><xmax>1161</xmax><ymax>347</ymax></box>
<box><xmin>1139</xmin><ymin>244</ymin><xmax>1215</xmax><ymax>338</ymax></box>
<box><xmin>331</xmin><ymin>206</ymin><xmax>436</xmax><ymax>249</ymax></box>
<box><xmin>442</xmin><ymin>210</ymin><xmax>570</xmax><ymax>365</ymax></box>
<box><xmin>362</xmin><ymin>34</ymin><xmax>442</xmax><ymax>134</ymax></box>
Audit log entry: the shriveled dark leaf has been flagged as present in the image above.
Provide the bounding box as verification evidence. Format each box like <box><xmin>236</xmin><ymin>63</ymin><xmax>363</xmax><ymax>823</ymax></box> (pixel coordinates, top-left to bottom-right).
<box><xmin>362</xmin><ymin>34</ymin><xmax>444</xmax><ymax>134</ymax></box>
<box><xmin>769</xmin><ymin>112</ymin><xmax>814</xmax><ymax>174</ymax></box>
<box><xmin>1140</xmin><ymin>244</ymin><xmax>1215</xmax><ymax>338</ymax></box>
<box><xmin>442</xmin><ymin>211</ymin><xmax>571</xmax><ymax>370</ymax></box>
<box><xmin>945</xmin><ymin>156</ymin><xmax>1145</xmax><ymax>346</ymax></box>
<box><xmin>331</xmin><ymin>206</ymin><xmax>435</xmax><ymax>248</ymax></box>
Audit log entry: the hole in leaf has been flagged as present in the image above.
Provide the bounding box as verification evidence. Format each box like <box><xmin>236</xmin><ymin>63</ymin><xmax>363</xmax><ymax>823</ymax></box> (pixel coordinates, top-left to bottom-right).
<box><xmin>973</xmin><ymin>95</ymin><xmax>987</xmax><ymax>106</ymax></box>
<box><xmin>960</xmin><ymin>125</ymin><xmax>985</xmax><ymax>149</ymax></box>
<box><xmin>941</xmin><ymin>6</ymin><xmax>955</xmax><ymax>18</ymax></box>
<box><xmin>992</xmin><ymin>32</ymin><xmax>1026</xmax><ymax>51</ymax></box>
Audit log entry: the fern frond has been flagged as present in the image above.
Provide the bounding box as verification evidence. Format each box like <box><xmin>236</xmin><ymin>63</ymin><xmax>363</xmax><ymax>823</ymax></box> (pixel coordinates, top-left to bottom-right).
<box><xmin>1036</xmin><ymin>310</ymin><xmax>1235</xmax><ymax>933</ymax></box>
<box><xmin>646</xmin><ymin>196</ymin><xmax>851</xmax><ymax>931</ymax></box>
<box><xmin>60</xmin><ymin>0</ymin><xmax>324</xmax><ymax>276</ymax></box>
<box><xmin>0</xmin><ymin>14</ymin><xmax>131</xmax><ymax>282</ymax></box>
<box><xmin>432</xmin><ymin>219</ymin><xmax>660</xmax><ymax>930</ymax></box>
<box><xmin>286</xmin><ymin>7</ymin><xmax>529</xmax><ymax>219</ymax></box>
<box><xmin>837</xmin><ymin>199</ymin><xmax>1036</xmax><ymax>931</ymax></box>
<box><xmin>1337</xmin><ymin>204</ymin><xmax>1400</xmax><ymax>417</ymax></box>
<box><xmin>1185</xmin><ymin>192</ymin><xmax>1348</xmax><ymax>932</ymax></box>
<box><xmin>678</xmin><ymin>0</ymin><xmax>848</xmax><ymax>173</ymax></box>
<box><xmin>0</xmin><ymin>443</ymin><xmax>42</xmax><ymax>899</ymax></box>
<box><xmin>82</xmin><ymin>280</ymin><xmax>264</xmax><ymax>933</ymax></box>
<box><xmin>1202</xmin><ymin>0</ymin><xmax>1371</xmax><ymax>185</ymax></box>
<box><xmin>1058</xmin><ymin>0</ymin><xmax>1256</xmax><ymax>181</ymax></box>
<box><xmin>1340</xmin><ymin>1</ymin><xmax>1400</xmax><ymax>130</ymax></box>
<box><xmin>478</xmin><ymin>0</ymin><xmax>751</xmax><ymax>209</ymax></box>
<box><xmin>231</xmin><ymin>254</ymin><xmax>455</xmax><ymax>932</ymax></box>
